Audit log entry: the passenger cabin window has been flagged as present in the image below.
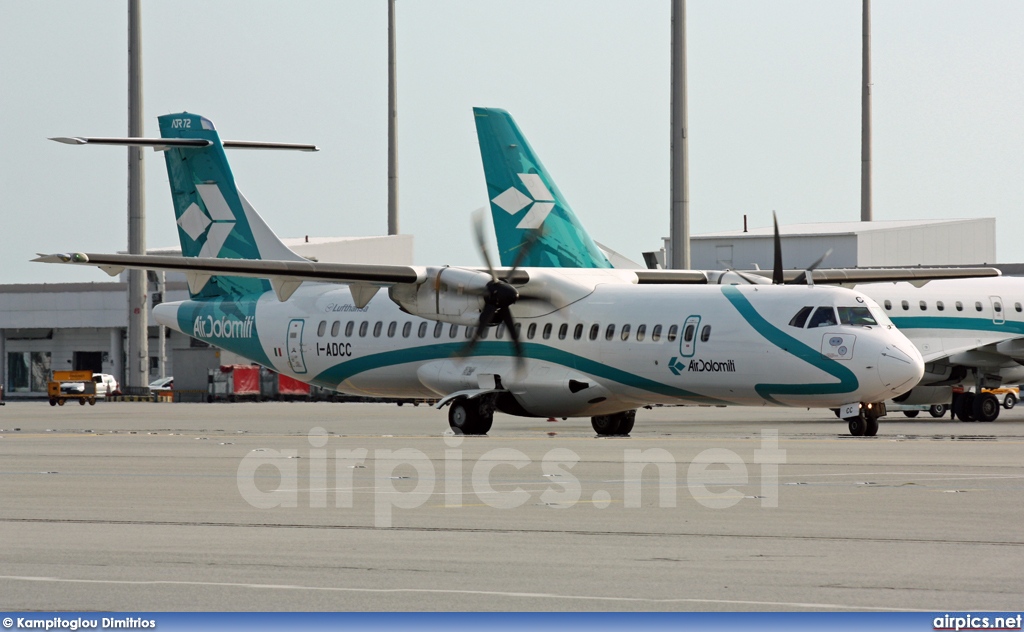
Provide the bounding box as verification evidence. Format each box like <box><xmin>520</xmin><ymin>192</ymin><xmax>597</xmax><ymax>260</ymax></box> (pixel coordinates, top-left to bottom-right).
<box><xmin>883</xmin><ymin>300</ymin><xmax>892</xmax><ymax>310</ymax></box>
<box><xmin>589</xmin><ymin>324</ymin><xmax>600</xmax><ymax>341</ymax></box>
<box><xmin>558</xmin><ymin>324</ymin><xmax>568</xmax><ymax>340</ymax></box>
<box><xmin>317</xmin><ymin>320</ymin><xmax>327</xmax><ymax>337</ymax></box>
<box><xmin>543</xmin><ymin>324</ymin><xmax>553</xmax><ymax>340</ymax></box>
<box><xmin>527</xmin><ymin>323</ymin><xmax>537</xmax><ymax>339</ymax></box>
<box><xmin>937</xmin><ymin>301</ymin><xmax>945</xmax><ymax>311</ymax></box>
<box><xmin>331</xmin><ymin>321</ymin><xmax>340</xmax><ymax>337</ymax></box>
<box><xmin>433</xmin><ymin>322</ymin><xmax>444</xmax><ymax>338</ymax></box>
<box><xmin>573</xmin><ymin>324</ymin><xmax>584</xmax><ymax>341</ymax></box>
<box><xmin>418</xmin><ymin>322</ymin><xmax>427</xmax><ymax>338</ymax></box>
<box><xmin>495</xmin><ymin>324</ymin><xmax>505</xmax><ymax>339</ymax></box>
<box><xmin>373</xmin><ymin>322</ymin><xmax>383</xmax><ymax>337</ymax></box>
<box><xmin>1016</xmin><ymin>303</ymin><xmax>1022</xmax><ymax>313</ymax></box>
<box><xmin>465</xmin><ymin>326</ymin><xmax>475</xmax><ymax>339</ymax></box>
<box><xmin>808</xmin><ymin>307</ymin><xmax>838</xmax><ymax>328</ymax></box>
<box><xmin>620</xmin><ymin>324</ymin><xmax>631</xmax><ymax>341</ymax></box>
<box><xmin>837</xmin><ymin>306</ymin><xmax>877</xmax><ymax>326</ymax></box>
<box><xmin>956</xmin><ymin>301</ymin><xmax>964</xmax><ymax>312</ymax></box>
<box><xmin>919</xmin><ymin>301</ymin><xmax>927</xmax><ymax>311</ymax></box>
<box><xmin>700</xmin><ymin>325</ymin><xmax>712</xmax><ymax>342</ymax></box>
<box><xmin>789</xmin><ymin>306</ymin><xmax>813</xmax><ymax>328</ymax></box>
<box><xmin>479</xmin><ymin>326</ymin><xmax>489</xmax><ymax>339</ymax></box>
<box><xmin>901</xmin><ymin>300</ymin><xmax>910</xmax><ymax>311</ymax></box>
<box><xmin>683</xmin><ymin>324</ymin><xmax>695</xmax><ymax>342</ymax></box>
<box><xmin>667</xmin><ymin>325</ymin><xmax>679</xmax><ymax>342</ymax></box>
<box><xmin>449</xmin><ymin>324</ymin><xmax>459</xmax><ymax>338</ymax></box>
<box><xmin>402</xmin><ymin>322</ymin><xmax>412</xmax><ymax>338</ymax></box>
<box><xmin>345</xmin><ymin>321</ymin><xmax>354</xmax><ymax>337</ymax></box>
<box><xmin>636</xmin><ymin>325</ymin><xmax>647</xmax><ymax>341</ymax></box>
<box><xmin>387</xmin><ymin>321</ymin><xmax>397</xmax><ymax>337</ymax></box>
<box><xmin>605</xmin><ymin>324</ymin><xmax>615</xmax><ymax>341</ymax></box>
<box><xmin>359</xmin><ymin>322</ymin><xmax>369</xmax><ymax>337</ymax></box>
<box><xmin>514</xmin><ymin>323</ymin><xmax>521</xmax><ymax>339</ymax></box>
<box><xmin>994</xmin><ymin>302</ymin><xmax>1003</xmax><ymax>313</ymax></box>
<box><xmin>651</xmin><ymin>325</ymin><xmax>662</xmax><ymax>342</ymax></box>
<box><xmin>975</xmin><ymin>301</ymin><xmax>983</xmax><ymax>312</ymax></box>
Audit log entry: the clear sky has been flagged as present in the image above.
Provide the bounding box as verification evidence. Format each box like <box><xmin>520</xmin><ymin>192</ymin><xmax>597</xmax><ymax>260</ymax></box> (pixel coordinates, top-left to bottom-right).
<box><xmin>3</xmin><ymin>1</ymin><xmax>1023</xmax><ymax>284</ymax></box>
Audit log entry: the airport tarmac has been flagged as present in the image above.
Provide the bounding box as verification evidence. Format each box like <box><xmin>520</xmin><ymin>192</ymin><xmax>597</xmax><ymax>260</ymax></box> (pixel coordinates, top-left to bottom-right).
<box><xmin>1</xmin><ymin>401</ymin><xmax>1022</xmax><ymax>612</ymax></box>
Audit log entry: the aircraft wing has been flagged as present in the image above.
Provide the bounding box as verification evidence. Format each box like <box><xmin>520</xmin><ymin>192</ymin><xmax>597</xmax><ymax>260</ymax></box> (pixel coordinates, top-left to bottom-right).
<box><xmin>33</xmin><ymin>252</ymin><xmax>427</xmax><ymax>303</ymax></box>
<box><xmin>745</xmin><ymin>267</ymin><xmax>1002</xmax><ymax>285</ymax></box>
<box><xmin>33</xmin><ymin>252</ymin><xmax>708</xmax><ymax>305</ymax></box>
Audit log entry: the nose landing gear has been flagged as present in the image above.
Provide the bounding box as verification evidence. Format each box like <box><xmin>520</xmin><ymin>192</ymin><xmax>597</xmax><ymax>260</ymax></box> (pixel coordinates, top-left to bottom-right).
<box><xmin>844</xmin><ymin>402</ymin><xmax>884</xmax><ymax>436</ymax></box>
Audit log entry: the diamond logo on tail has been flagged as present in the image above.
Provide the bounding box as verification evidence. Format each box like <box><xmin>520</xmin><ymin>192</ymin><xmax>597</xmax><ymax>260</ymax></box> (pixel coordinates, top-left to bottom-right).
<box><xmin>175</xmin><ymin>184</ymin><xmax>236</xmax><ymax>257</ymax></box>
<box><xmin>491</xmin><ymin>173</ymin><xmax>555</xmax><ymax>229</ymax></box>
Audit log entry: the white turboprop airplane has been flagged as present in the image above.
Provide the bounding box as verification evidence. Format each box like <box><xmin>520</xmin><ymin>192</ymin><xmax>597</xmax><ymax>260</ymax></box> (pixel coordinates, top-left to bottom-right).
<box><xmin>40</xmin><ymin>110</ymin><xmax>996</xmax><ymax>437</ymax></box>
<box><xmin>472</xmin><ymin>108</ymin><xmax>1018</xmax><ymax>426</ymax></box>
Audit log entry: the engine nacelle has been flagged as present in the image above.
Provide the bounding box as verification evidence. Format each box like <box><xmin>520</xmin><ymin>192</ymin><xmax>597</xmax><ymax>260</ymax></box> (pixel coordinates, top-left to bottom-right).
<box><xmin>388</xmin><ymin>266</ymin><xmax>490</xmax><ymax>326</ymax></box>
<box><xmin>892</xmin><ymin>385</ymin><xmax>952</xmax><ymax>406</ymax></box>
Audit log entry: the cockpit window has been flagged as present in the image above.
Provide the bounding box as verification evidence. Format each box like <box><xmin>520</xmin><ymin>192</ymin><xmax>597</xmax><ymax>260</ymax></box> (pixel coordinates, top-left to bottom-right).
<box><xmin>837</xmin><ymin>306</ymin><xmax>878</xmax><ymax>326</ymax></box>
<box><xmin>789</xmin><ymin>306</ymin><xmax>813</xmax><ymax>328</ymax></box>
<box><xmin>808</xmin><ymin>306</ymin><xmax>838</xmax><ymax>328</ymax></box>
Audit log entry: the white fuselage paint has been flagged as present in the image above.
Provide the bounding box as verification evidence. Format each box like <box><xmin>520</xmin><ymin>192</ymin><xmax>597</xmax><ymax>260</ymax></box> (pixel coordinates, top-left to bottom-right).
<box><xmin>155</xmin><ymin>280</ymin><xmax>924</xmax><ymax>418</ymax></box>
<box><xmin>857</xmin><ymin>277</ymin><xmax>1024</xmax><ymax>382</ymax></box>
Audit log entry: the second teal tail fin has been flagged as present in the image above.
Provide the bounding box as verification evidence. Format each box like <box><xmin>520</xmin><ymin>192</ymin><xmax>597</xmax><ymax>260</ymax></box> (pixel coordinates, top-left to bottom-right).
<box><xmin>473</xmin><ymin>108</ymin><xmax>612</xmax><ymax>269</ymax></box>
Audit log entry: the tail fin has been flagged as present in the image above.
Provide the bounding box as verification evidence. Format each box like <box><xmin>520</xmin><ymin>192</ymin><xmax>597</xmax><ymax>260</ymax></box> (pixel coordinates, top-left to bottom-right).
<box><xmin>473</xmin><ymin>107</ymin><xmax>612</xmax><ymax>269</ymax></box>
<box><xmin>157</xmin><ymin>112</ymin><xmax>305</xmax><ymax>298</ymax></box>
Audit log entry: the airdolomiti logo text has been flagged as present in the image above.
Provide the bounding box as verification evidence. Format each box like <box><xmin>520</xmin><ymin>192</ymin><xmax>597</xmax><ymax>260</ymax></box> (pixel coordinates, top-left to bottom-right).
<box><xmin>194</xmin><ymin>315</ymin><xmax>255</xmax><ymax>339</ymax></box>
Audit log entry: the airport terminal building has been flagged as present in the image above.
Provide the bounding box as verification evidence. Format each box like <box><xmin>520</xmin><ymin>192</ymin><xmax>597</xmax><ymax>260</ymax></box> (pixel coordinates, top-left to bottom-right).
<box><xmin>0</xmin><ymin>235</ymin><xmax>411</xmax><ymax>398</ymax></box>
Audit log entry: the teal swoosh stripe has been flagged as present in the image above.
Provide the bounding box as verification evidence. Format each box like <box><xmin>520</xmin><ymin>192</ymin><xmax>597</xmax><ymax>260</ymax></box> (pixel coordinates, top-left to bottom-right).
<box><xmin>721</xmin><ymin>286</ymin><xmax>859</xmax><ymax>405</ymax></box>
<box><xmin>313</xmin><ymin>340</ymin><xmax>732</xmax><ymax>405</ymax></box>
<box><xmin>891</xmin><ymin>315</ymin><xmax>1024</xmax><ymax>335</ymax></box>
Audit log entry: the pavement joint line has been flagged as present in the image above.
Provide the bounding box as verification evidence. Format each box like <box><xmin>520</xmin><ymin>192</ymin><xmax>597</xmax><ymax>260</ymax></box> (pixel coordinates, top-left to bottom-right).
<box><xmin>0</xmin><ymin>575</ymin><xmax>935</xmax><ymax>611</ymax></box>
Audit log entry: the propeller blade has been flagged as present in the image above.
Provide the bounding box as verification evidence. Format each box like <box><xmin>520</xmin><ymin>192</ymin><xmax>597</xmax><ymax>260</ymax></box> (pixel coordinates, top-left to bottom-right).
<box><xmin>457</xmin><ymin>303</ymin><xmax>498</xmax><ymax>358</ymax></box>
<box><xmin>501</xmin><ymin>309</ymin><xmax>526</xmax><ymax>375</ymax></box>
<box><xmin>772</xmin><ymin>211</ymin><xmax>784</xmax><ymax>285</ymax></box>
<box><xmin>471</xmin><ymin>208</ymin><xmax>497</xmax><ymax>282</ymax></box>
<box><xmin>788</xmin><ymin>248</ymin><xmax>833</xmax><ymax>285</ymax></box>
<box><xmin>507</xmin><ymin>226</ymin><xmax>543</xmax><ymax>276</ymax></box>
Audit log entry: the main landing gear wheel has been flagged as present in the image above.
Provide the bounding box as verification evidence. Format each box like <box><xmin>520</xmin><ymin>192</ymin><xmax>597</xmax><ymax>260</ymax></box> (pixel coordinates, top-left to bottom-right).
<box><xmin>903</xmin><ymin>410</ymin><xmax>919</xmax><ymax>418</ymax></box>
<box><xmin>591</xmin><ymin>410</ymin><xmax>636</xmax><ymax>436</ymax></box>
<box><xmin>1003</xmin><ymin>392</ymin><xmax>1017</xmax><ymax>410</ymax></box>
<box><xmin>929</xmin><ymin>404</ymin><xmax>947</xmax><ymax>418</ymax></box>
<box><xmin>447</xmin><ymin>398</ymin><xmax>493</xmax><ymax>435</ymax></box>
<box><xmin>953</xmin><ymin>393</ymin><xmax>976</xmax><ymax>422</ymax></box>
<box><xmin>973</xmin><ymin>392</ymin><xmax>1000</xmax><ymax>422</ymax></box>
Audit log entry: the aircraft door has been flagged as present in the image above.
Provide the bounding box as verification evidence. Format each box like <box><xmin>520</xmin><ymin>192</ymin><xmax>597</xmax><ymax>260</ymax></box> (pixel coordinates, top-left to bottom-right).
<box><xmin>680</xmin><ymin>315</ymin><xmax>701</xmax><ymax>357</ymax></box>
<box><xmin>287</xmin><ymin>319</ymin><xmax>308</xmax><ymax>374</ymax></box>
<box><xmin>990</xmin><ymin>296</ymin><xmax>1005</xmax><ymax>325</ymax></box>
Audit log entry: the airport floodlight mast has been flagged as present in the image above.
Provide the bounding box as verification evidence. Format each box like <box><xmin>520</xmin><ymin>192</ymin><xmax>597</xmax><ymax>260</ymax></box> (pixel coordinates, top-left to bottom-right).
<box><xmin>127</xmin><ymin>0</ymin><xmax>148</xmax><ymax>391</ymax></box>
<box><xmin>670</xmin><ymin>0</ymin><xmax>690</xmax><ymax>269</ymax></box>
<box><xmin>388</xmin><ymin>0</ymin><xmax>399</xmax><ymax>235</ymax></box>
<box><xmin>861</xmin><ymin>0</ymin><xmax>872</xmax><ymax>222</ymax></box>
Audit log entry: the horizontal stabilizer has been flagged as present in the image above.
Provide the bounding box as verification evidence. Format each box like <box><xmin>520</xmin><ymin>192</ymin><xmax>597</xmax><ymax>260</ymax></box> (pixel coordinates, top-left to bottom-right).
<box><xmin>49</xmin><ymin>137</ymin><xmax>318</xmax><ymax>152</ymax></box>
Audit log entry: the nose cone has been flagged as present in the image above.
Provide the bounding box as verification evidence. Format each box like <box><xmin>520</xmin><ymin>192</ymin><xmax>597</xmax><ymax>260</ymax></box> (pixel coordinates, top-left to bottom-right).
<box><xmin>878</xmin><ymin>343</ymin><xmax>924</xmax><ymax>394</ymax></box>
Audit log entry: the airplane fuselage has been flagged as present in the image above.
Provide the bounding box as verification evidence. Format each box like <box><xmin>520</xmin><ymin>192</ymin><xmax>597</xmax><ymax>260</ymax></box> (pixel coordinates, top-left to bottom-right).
<box><xmin>155</xmin><ymin>279</ymin><xmax>924</xmax><ymax>418</ymax></box>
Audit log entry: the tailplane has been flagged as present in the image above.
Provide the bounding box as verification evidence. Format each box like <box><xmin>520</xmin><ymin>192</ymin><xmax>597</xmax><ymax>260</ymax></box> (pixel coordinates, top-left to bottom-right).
<box><xmin>473</xmin><ymin>107</ymin><xmax>612</xmax><ymax>269</ymax></box>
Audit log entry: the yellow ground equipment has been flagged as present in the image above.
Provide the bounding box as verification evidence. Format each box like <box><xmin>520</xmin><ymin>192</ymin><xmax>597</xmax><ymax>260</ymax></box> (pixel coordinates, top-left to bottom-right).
<box><xmin>47</xmin><ymin>370</ymin><xmax>97</xmax><ymax>406</ymax></box>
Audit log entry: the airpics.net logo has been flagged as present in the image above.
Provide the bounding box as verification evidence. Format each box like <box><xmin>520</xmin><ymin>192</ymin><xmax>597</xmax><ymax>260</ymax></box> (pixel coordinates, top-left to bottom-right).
<box><xmin>235</xmin><ymin>428</ymin><xmax>787</xmax><ymax>528</ymax></box>
<box><xmin>933</xmin><ymin>614</ymin><xmax>1023</xmax><ymax>631</ymax></box>
<box><xmin>491</xmin><ymin>173</ymin><xmax>555</xmax><ymax>230</ymax></box>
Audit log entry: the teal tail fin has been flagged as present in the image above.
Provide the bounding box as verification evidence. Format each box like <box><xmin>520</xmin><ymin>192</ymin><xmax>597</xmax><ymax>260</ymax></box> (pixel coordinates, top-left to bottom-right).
<box><xmin>473</xmin><ymin>107</ymin><xmax>612</xmax><ymax>269</ymax></box>
<box><xmin>157</xmin><ymin>112</ymin><xmax>304</xmax><ymax>299</ymax></box>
